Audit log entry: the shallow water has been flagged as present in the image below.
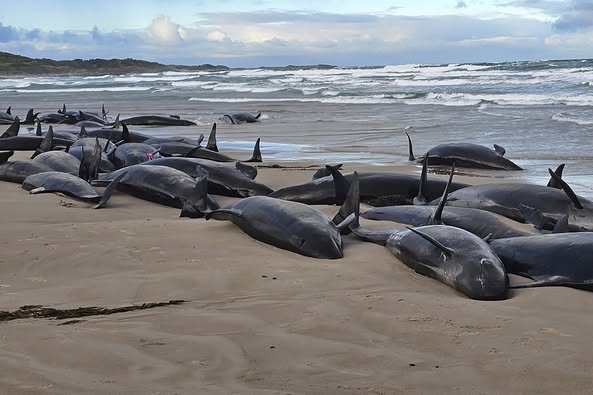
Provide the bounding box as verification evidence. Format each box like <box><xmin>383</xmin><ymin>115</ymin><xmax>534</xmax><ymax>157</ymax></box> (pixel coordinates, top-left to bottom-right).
<box><xmin>1</xmin><ymin>59</ymin><xmax>592</xmax><ymax>198</ymax></box>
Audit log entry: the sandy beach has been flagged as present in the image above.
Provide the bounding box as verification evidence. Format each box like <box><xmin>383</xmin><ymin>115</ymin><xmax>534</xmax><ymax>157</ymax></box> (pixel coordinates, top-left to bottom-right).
<box><xmin>1</xmin><ymin>154</ymin><xmax>593</xmax><ymax>395</ymax></box>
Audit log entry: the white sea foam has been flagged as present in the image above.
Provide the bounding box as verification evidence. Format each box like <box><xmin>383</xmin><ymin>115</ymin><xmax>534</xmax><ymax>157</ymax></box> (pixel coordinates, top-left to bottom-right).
<box><xmin>552</xmin><ymin>112</ymin><xmax>593</xmax><ymax>125</ymax></box>
<box><xmin>0</xmin><ymin>86</ymin><xmax>152</xmax><ymax>93</ymax></box>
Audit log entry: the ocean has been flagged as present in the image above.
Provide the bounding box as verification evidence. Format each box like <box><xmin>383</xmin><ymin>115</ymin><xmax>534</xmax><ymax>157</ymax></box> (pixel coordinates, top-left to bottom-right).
<box><xmin>1</xmin><ymin>58</ymin><xmax>593</xmax><ymax>197</ymax></box>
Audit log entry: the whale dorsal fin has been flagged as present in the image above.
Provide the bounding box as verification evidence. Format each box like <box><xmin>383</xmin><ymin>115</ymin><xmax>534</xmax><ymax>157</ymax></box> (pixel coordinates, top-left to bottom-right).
<box><xmin>1</xmin><ymin>117</ymin><xmax>20</xmax><ymax>138</ymax></box>
<box><xmin>430</xmin><ymin>162</ymin><xmax>455</xmax><ymax>225</ymax></box>
<box><xmin>414</xmin><ymin>153</ymin><xmax>429</xmax><ymax>205</ymax></box>
<box><xmin>180</xmin><ymin>168</ymin><xmax>212</xmax><ymax>218</ymax></box>
<box><xmin>406</xmin><ymin>226</ymin><xmax>454</xmax><ymax>257</ymax></box>
<box><xmin>5</xmin><ymin>106</ymin><xmax>11</xmax><ymax>115</ymax></box>
<box><xmin>35</xmin><ymin>121</ymin><xmax>42</xmax><ymax>136</ymax></box>
<box><xmin>121</xmin><ymin>123</ymin><xmax>130</xmax><ymax>144</ymax></box>
<box><xmin>546</xmin><ymin>163</ymin><xmax>565</xmax><ymax>189</ymax></box>
<box><xmin>31</xmin><ymin>125</ymin><xmax>53</xmax><ymax>158</ymax></box>
<box><xmin>548</xmin><ymin>168</ymin><xmax>583</xmax><ymax>209</ymax></box>
<box><xmin>518</xmin><ymin>204</ymin><xmax>547</xmax><ymax>230</ymax></box>
<box><xmin>405</xmin><ymin>131</ymin><xmax>415</xmax><ymax>161</ymax></box>
<box><xmin>552</xmin><ymin>215</ymin><xmax>569</xmax><ymax>233</ymax></box>
<box><xmin>326</xmin><ymin>165</ymin><xmax>349</xmax><ymax>205</ymax></box>
<box><xmin>79</xmin><ymin>126</ymin><xmax>88</xmax><ymax>139</ymax></box>
<box><xmin>245</xmin><ymin>138</ymin><xmax>262</xmax><ymax>162</ymax></box>
<box><xmin>493</xmin><ymin>144</ymin><xmax>506</xmax><ymax>156</ymax></box>
<box><xmin>25</xmin><ymin>108</ymin><xmax>35</xmax><ymax>124</ymax></box>
<box><xmin>206</xmin><ymin>123</ymin><xmax>218</xmax><ymax>152</ymax></box>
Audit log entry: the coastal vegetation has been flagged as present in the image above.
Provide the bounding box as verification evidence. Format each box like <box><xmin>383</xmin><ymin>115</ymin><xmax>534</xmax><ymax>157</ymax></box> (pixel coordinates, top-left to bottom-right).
<box><xmin>0</xmin><ymin>51</ymin><xmax>228</xmax><ymax>76</ymax></box>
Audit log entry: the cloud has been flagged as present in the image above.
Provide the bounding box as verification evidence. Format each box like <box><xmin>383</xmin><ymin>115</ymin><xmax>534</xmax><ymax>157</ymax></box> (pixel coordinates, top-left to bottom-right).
<box><xmin>456</xmin><ymin>1</ymin><xmax>467</xmax><ymax>9</ymax></box>
<box><xmin>148</xmin><ymin>15</ymin><xmax>186</xmax><ymax>44</ymax></box>
<box><xmin>0</xmin><ymin>9</ymin><xmax>590</xmax><ymax>67</ymax></box>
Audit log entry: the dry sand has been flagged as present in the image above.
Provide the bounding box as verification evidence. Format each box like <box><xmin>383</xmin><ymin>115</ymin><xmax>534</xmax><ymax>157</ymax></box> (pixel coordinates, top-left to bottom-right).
<box><xmin>1</xmin><ymin>159</ymin><xmax>593</xmax><ymax>394</ymax></box>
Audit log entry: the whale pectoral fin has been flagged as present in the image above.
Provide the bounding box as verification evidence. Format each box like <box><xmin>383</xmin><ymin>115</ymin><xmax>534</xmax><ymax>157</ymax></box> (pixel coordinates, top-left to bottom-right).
<box><xmin>197</xmin><ymin>133</ymin><xmax>204</xmax><ymax>146</ymax></box>
<box><xmin>510</xmin><ymin>277</ymin><xmax>593</xmax><ymax>290</ymax></box>
<box><xmin>405</xmin><ymin>226</ymin><xmax>454</xmax><ymax>257</ymax></box>
<box><xmin>335</xmin><ymin>213</ymin><xmax>356</xmax><ymax>234</ymax></box>
<box><xmin>94</xmin><ymin>171</ymin><xmax>127</xmax><ymax>209</ymax></box>
<box><xmin>333</xmin><ymin>171</ymin><xmax>360</xmax><ymax>232</ymax></box>
<box><xmin>493</xmin><ymin>144</ymin><xmax>506</xmax><ymax>156</ymax></box>
<box><xmin>255</xmin><ymin>112</ymin><xmax>262</xmax><ymax>119</ymax></box>
<box><xmin>409</xmin><ymin>260</ymin><xmax>446</xmax><ymax>281</ymax></box>
<box><xmin>29</xmin><ymin>187</ymin><xmax>47</xmax><ymax>194</ymax></box>
<box><xmin>205</xmin><ymin>208</ymin><xmax>243</xmax><ymax>222</ymax></box>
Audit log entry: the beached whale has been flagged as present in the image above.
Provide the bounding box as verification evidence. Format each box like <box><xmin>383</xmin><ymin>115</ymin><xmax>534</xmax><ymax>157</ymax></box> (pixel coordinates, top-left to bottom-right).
<box><xmin>108</xmin><ymin>143</ymin><xmax>160</xmax><ymax>168</ymax></box>
<box><xmin>85</xmin><ymin>124</ymin><xmax>151</xmax><ymax>143</ymax></box>
<box><xmin>442</xmin><ymin>169</ymin><xmax>593</xmax><ymax>230</ymax></box>
<box><xmin>221</xmin><ymin>112</ymin><xmax>261</xmax><ymax>124</ymax></box>
<box><xmin>22</xmin><ymin>171</ymin><xmax>125</xmax><ymax>208</ymax></box>
<box><xmin>270</xmin><ymin>171</ymin><xmax>469</xmax><ymax>206</ymax></box>
<box><xmin>205</xmin><ymin>171</ymin><xmax>357</xmax><ymax>259</ymax></box>
<box><xmin>93</xmin><ymin>164</ymin><xmax>219</xmax><ymax>211</ymax></box>
<box><xmin>0</xmin><ymin>155</ymin><xmax>54</xmax><ymax>183</ymax></box>
<box><xmin>32</xmin><ymin>151</ymin><xmax>81</xmax><ymax>175</ymax></box>
<box><xmin>351</xmin><ymin>168</ymin><xmax>509</xmax><ymax>300</ymax></box>
<box><xmin>362</xmin><ymin>206</ymin><xmax>539</xmax><ymax>240</ymax></box>
<box><xmin>0</xmin><ymin>129</ymin><xmax>74</xmax><ymax>152</ymax></box>
<box><xmin>120</xmin><ymin>115</ymin><xmax>196</xmax><ymax>126</ymax></box>
<box><xmin>490</xmin><ymin>233</ymin><xmax>593</xmax><ymax>290</ymax></box>
<box><xmin>144</xmin><ymin>157</ymin><xmax>273</xmax><ymax>197</ymax></box>
<box><xmin>406</xmin><ymin>132</ymin><xmax>522</xmax><ymax>170</ymax></box>
<box><xmin>0</xmin><ymin>108</ymin><xmax>37</xmax><ymax>125</ymax></box>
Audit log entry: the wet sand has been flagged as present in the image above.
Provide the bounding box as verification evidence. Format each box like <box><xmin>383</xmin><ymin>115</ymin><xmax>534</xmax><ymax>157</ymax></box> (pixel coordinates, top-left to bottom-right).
<box><xmin>1</xmin><ymin>158</ymin><xmax>593</xmax><ymax>394</ymax></box>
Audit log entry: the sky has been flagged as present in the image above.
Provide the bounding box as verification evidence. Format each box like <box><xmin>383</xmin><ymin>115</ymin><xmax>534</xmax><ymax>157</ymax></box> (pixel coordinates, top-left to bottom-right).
<box><xmin>0</xmin><ymin>0</ymin><xmax>591</xmax><ymax>67</ymax></box>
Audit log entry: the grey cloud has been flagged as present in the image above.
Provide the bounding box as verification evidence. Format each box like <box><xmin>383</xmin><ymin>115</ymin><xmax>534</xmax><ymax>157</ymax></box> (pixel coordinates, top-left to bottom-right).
<box><xmin>500</xmin><ymin>0</ymin><xmax>593</xmax><ymax>31</ymax></box>
<box><xmin>201</xmin><ymin>11</ymin><xmax>381</xmax><ymax>24</ymax></box>
<box><xmin>0</xmin><ymin>22</ymin><xmax>19</xmax><ymax>42</ymax></box>
<box><xmin>456</xmin><ymin>1</ymin><xmax>467</xmax><ymax>8</ymax></box>
<box><xmin>553</xmin><ymin>0</ymin><xmax>593</xmax><ymax>31</ymax></box>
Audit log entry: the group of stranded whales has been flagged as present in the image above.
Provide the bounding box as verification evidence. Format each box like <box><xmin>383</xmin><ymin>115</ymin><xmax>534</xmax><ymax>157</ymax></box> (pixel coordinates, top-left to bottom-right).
<box><xmin>1</xmin><ymin>107</ymin><xmax>593</xmax><ymax>300</ymax></box>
